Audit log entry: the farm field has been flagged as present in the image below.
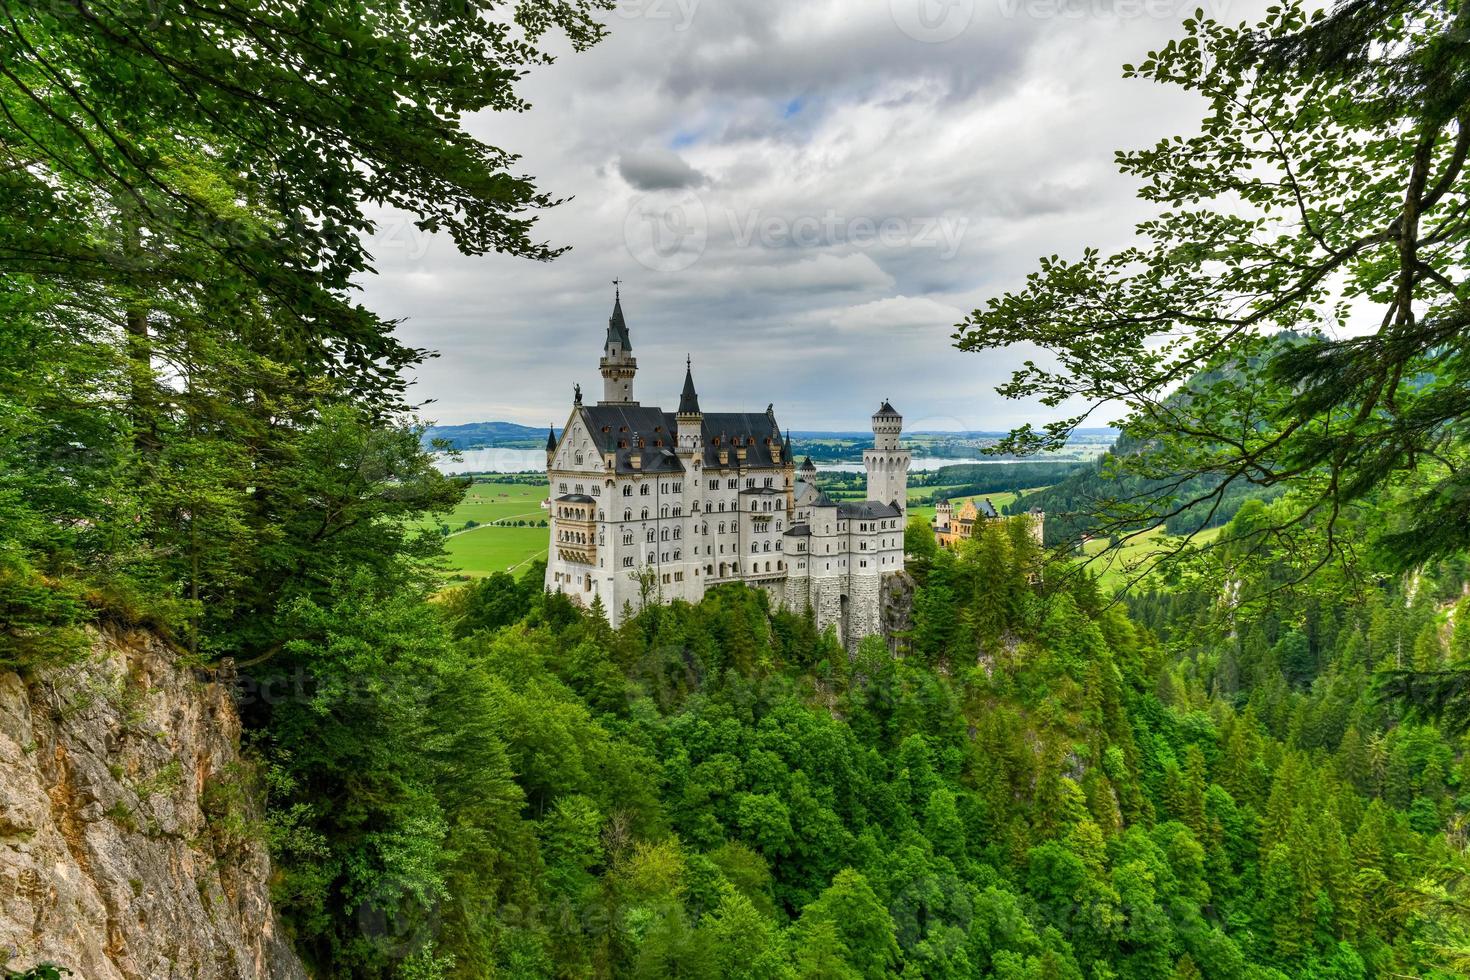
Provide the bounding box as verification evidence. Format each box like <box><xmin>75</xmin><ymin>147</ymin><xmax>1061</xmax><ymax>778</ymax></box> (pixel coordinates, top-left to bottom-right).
<box><xmin>426</xmin><ymin>480</ymin><xmax>549</xmax><ymax>578</ymax></box>
<box><xmin>442</xmin><ymin>525</ymin><xmax>547</xmax><ymax>579</ymax></box>
<box><xmin>1080</xmin><ymin>523</ymin><xmax>1224</xmax><ymax>590</ymax></box>
<box><xmin>423</xmin><ymin>480</ymin><xmax>545</xmax><ymax>528</ymax></box>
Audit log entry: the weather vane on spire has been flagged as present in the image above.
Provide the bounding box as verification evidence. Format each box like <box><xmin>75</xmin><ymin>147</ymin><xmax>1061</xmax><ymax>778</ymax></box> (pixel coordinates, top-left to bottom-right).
<box><xmin>612</xmin><ymin>277</ymin><xmax>622</xmax><ymax>299</ymax></box>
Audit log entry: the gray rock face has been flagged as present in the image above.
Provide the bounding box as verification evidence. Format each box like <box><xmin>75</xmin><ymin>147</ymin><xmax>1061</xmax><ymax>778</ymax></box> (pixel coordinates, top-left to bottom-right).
<box><xmin>0</xmin><ymin>627</ymin><xmax>307</xmax><ymax>979</ymax></box>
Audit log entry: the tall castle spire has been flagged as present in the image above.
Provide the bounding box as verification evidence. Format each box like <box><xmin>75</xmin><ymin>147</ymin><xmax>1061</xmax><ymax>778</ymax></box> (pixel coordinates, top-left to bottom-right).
<box><xmin>678</xmin><ymin>354</ymin><xmax>700</xmax><ymax>415</ymax></box>
<box><xmin>599</xmin><ymin>282</ymin><xmax>638</xmax><ymax>404</ymax></box>
<box><xmin>676</xmin><ymin>355</ymin><xmax>703</xmax><ymax>455</ymax></box>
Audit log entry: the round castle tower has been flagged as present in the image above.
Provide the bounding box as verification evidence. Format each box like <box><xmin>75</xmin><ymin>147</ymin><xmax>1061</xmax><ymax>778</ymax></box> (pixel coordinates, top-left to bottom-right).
<box><xmin>863</xmin><ymin>401</ymin><xmax>911</xmax><ymax>513</ymax></box>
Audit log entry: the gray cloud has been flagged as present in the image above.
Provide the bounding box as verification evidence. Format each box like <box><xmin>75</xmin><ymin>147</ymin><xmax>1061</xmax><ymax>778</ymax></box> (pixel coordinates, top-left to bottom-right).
<box><xmin>616</xmin><ymin>148</ymin><xmax>709</xmax><ymax>190</ymax></box>
<box><xmin>356</xmin><ymin>0</ymin><xmax>1278</xmax><ymax>431</ymax></box>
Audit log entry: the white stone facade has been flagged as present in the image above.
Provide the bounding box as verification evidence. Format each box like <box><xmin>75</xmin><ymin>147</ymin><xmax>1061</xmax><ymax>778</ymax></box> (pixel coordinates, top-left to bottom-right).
<box><xmin>544</xmin><ymin>295</ymin><xmax>910</xmax><ymax>647</ymax></box>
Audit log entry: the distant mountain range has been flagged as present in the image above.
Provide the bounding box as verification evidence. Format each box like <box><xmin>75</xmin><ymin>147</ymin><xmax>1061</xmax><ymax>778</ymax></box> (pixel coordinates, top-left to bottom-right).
<box><xmin>424</xmin><ymin>420</ymin><xmax>1118</xmax><ymax>451</ymax></box>
<box><xmin>424</xmin><ymin>421</ymin><xmax>553</xmax><ymax>450</ymax></box>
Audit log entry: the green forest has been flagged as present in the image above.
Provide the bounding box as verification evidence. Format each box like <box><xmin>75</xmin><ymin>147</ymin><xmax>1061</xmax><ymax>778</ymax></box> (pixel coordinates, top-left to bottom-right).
<box><xmin>4</xmin><ymin>0</ymin><xmax>1470</xmax><ymax>978</ymax></box>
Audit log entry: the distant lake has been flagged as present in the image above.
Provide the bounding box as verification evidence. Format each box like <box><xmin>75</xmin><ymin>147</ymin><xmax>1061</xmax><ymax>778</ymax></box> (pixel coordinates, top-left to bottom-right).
<box><xmin>432</xmin><ymin>449</ymin><xmax>1035</xmax><ymax>476</ymax></box>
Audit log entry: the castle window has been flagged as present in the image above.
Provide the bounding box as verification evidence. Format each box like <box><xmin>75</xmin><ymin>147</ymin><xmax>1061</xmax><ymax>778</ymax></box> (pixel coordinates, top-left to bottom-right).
<box><xmin>591</xmin><ymin>485</ymin><xmax>600</xmax><ymax>496</ymax></box>
<box><xmin>623</xmin><ymin>485</ymin><xmax>632</xmax><ymax>496</ymax></box>
<box><xmin>751</xmin><ymin>543</ymin><xmax>758</xmax><ymax>553</ymax></box>
<box><xmin>673</xmin><ymin>527</ymin><xmax>681</xmax><ymax>540</ymax></box>
<box><xmin>661</xmin><ymin>529</ymin><xmax>669</xmax><ymax>541</ymax></box>
<box><xmin>719</xmin><ymin>522</ymin><xmax>725</xmax><ymax>534</ymax></box>
<box><xmin>624</xmin><ymin>509</ymin><xmax>631</xmax><ymax>521</ymax></box>
<box><xmin>764</xmin><ymin>477</ymin><xmax>773</xmax><ymax>487</ymax></box>
<box><xmin>640</xmin><ymin>484</ymin><xmax>650</xmax><ymax>496</ymax></box>
<box><xmin>558</xmin><ymin>482</ymin><xmax>567</xmax><ymax>493</ymax></box>
<box><xmin>776</xmin><ymin>521</ymin><xmax>782</xmax><ymax>531</ymax></box>
<box><xmin>727</xmin><ymin>479</ymin><xmax>737</xmax><ymax>489</ymax></box>
<box><xmin>709</xmin><ymin>479</ymin><xmax>719</xmax><ymax>490</ymax></box>
<box><xmin>647</xmin><ymin>530</ymin><xmax>655</xmax><ymax>543</ymax></box>
<box><xmin>673</xmin><ymin>550</ymin><xmax>681</xmax><ymax>560</ymax></box>
<box><xmin>575</xmin><ymin>452</ymin><xmax>583</xmax><ymax>464</ymax></box>
<box><xmin>623</xmin><ymin>557</ymin><xmax>634</xmax><ymax>567</ymax></box>
<box><xmin>641</xmin><ymin>508</ymin><xmax>649</xmax><ymax>520</ymax></box>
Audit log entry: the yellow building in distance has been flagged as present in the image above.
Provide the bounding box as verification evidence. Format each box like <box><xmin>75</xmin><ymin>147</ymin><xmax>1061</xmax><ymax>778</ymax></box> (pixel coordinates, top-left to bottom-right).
<box><xmin>933</xmin><ymin>497</ymin><xmax>1044</xmax><ymax>550</ymax></box>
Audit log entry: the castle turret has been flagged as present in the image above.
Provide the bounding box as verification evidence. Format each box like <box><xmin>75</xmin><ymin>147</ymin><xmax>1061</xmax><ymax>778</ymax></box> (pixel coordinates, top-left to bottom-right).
<box><xmin>676</xmin><ymin>357</ymin><xmax>702</xmax><ymax>455</ymax></box>
<box><xmin>863</xmin><ymin>400</ymin><xmax>911</xmax><ymax>513</ymax></box>
<box><xmin>599</xmin><ymin>286</ymin><xmax>638</xmax><ymax>404</ymax></box>
<box><xmin>545</xmin><ymin>425</ymin><xmax>557</xmax><ymax>468</ymax></box>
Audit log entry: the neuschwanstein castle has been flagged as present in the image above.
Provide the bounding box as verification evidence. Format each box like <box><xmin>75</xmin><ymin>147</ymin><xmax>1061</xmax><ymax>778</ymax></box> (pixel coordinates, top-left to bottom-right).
<box><xmin>544</xmin><ymin>292</ymin><xmax>910</xmax><ymax>646</ymax></box>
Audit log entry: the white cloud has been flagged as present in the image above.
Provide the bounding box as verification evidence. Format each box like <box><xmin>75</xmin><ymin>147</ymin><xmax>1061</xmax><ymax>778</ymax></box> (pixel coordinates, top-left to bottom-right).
<box><xmin>355</xmin><ymin>0</ymin><xmax>1278</xmax><ymax>431</ymax></box>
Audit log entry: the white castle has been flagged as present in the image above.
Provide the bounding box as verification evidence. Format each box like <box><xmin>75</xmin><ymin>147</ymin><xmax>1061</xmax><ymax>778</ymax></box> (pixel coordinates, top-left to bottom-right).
<box><xmin>544</xmin><ymin>291</ymin><xmax>910</xmax><ymax>646</ymax></box>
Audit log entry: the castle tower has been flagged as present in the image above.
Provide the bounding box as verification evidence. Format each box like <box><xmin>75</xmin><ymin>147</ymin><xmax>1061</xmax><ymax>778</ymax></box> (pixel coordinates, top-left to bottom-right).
<box><xmin>599</xmin><ymin>286</ymin><xmax>638</xmax><ymax>404</ymax></box>
<box><xmin>864</xmin><ymin>400</ymin><xmax>911</xmax><ymax>513</ymax></box>
<box><xmin>935</xmin><ymin>498</ymin><xmax>952</xmax><ymax>532</ymax></box>
<box><xmin>676</xmin><ymin>357</ymin><xmax>702</xmax><ymax>455</ymax></box>
<box><xmin>545</xmin><ymin>425</ymin><xmax>557</xmax><ymax>468</ymax></box>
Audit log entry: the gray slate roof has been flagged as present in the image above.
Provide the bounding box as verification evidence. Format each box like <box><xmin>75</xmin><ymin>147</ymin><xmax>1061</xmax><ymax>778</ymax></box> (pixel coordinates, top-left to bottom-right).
<box><xmin>678</xmin><ymin>362</ymin><xmax>700</xmax><ymax>415</ymax></box>
<box><xmin>837</xmin><ymin>500</ymin><xmax>903</xmax><ymax>520</ymax></box>
<box><xmin>606</xmin><ymin>296</ymin><xmax>632</xmax><ymax>350</ymax></box>
<box><xmin>783</xmin><ymin>523</ymin><xmax>813</xmax><ymax>537</ymax></box>
<box><xmin>555</xmin><ymin>493</ymin><xmax>596</xmax><ymax>503</ymax></box>
<box><xmin>577</xmin><ymin>403</ymin><xmax>787</xmax><ymax>474</ymax></box>
<box><xmin>875</xmin><ymin>400</ymin><xmax>900</xmax><ymax>417</ymax></box>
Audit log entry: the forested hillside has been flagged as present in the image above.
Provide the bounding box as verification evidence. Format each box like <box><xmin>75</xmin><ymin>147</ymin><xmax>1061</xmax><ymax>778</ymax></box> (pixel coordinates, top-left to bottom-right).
<box><xmin>231</xmin><ymin>510</ymin><xmax>1466</xmax><ymax>977</ymax></box>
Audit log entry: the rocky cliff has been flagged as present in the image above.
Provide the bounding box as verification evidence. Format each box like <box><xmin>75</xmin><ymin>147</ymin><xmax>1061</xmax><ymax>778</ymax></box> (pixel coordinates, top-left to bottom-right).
<box><xmin>0</xmin><ymin>626</ymin><xmax>306</xmax><ymax>979</ymax></box>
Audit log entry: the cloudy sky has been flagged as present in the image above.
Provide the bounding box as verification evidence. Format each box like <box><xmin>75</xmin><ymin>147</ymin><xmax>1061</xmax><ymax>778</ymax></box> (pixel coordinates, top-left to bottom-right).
<box><xmin>359</xmin><ymin>0</ymin><xmax>1267</xmax><ymax>433</ymax></box>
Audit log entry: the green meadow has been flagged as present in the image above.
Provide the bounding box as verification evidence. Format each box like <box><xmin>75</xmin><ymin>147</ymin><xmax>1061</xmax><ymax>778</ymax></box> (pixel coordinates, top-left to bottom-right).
<box><xmin>423</xmin><ymin>480</ymin><xmax>549</xmax><ymax>578</ymax></box>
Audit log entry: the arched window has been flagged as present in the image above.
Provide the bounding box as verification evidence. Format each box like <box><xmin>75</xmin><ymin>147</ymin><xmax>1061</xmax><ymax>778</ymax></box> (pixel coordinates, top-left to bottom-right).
<box><xmin>623</xmin><ymin>509</ymin><xmax>631</xmax><ymax>521</ymax></box>
<box><xmin>641</xmin><ymin>508</ymin><xmax>649</xmax><ymax>520</ymax></box>
<box><xmin>623</xmin><ymin>485</ymin><xmax>632</xmax><ymax>497</ymax></box>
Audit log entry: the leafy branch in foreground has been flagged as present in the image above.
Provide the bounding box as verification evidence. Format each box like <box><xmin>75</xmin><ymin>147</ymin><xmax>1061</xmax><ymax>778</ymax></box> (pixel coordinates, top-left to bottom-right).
<box><xmin>954</xmin><ymin>1</ymin><xmax>1470</xmax><ymax>592</ymax></box>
